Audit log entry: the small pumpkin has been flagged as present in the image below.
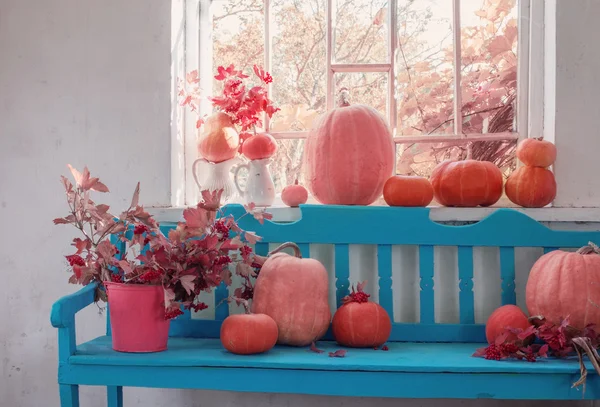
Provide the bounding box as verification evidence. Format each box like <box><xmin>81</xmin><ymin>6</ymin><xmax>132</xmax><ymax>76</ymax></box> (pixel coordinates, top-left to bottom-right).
<box><xmin>241</xmin><ymin>133</ymin><xmax>277</xmax><ymax>160</ymax></box>
<box><xmin>526</xmin><ymin>243</ymin><xmax>600</xmax><ymax>330</ymax></box>
<box><xmin>198</xmin><ymin>112</ymin><xmax>240</xmax><ymax>163</ymax></box>
<box><xmin>383</xmin><ymin>175</ymin><xmax>433</xmax><ymax>207</ymax></box>
<box><xmin>485</xmin><ymin>305</ymin><xmax>532</xmax><ymax>344</ymax></box>
<box><xmin>332</xmin><ymin>282</ymin><xmax>391</xmax><ymax>348</ymax></box>
<box><xmin>516</xmin><ymin>138</ymin><xmax>557</xmax><ymax>168</ymax></box>
<box><xmin>220</xmin><ymin>309</ymin><xmax>278</xmax><ymax>355</ymax></box>
<box><xmin>303</xmin><ymin>89</ymin><xmax>395</xmax><ymax>205</ymax></box>
<box><xmin>281</xmin><ymin>180</ymin><xmax>308</xmax><ymax>207</ymax></box>
<box><xmin>430</xmin><ymin>160</ymin><xmax>503</xmax><ymax>207</ymax></box>
<box><xmin>251</xmin><ymin>242</ymin><xmax>331</xmax><ymax>346</ymax></box>
<box><xmin>505</xmin><ymin>166</ymin><xmax>556</xmax><ymax>208</ymax></box>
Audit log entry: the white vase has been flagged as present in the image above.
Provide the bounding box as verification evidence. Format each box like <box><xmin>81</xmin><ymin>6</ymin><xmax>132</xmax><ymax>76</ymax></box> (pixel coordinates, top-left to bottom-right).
<box><xmin>233</xmin><ymin>158</ymin><xmax>276</xmax><ymax>207</ymax></box>
<box><xmin>192</xmin><ymin>157</ymin><xmax>240</xmax><ymax>204</ymax></box>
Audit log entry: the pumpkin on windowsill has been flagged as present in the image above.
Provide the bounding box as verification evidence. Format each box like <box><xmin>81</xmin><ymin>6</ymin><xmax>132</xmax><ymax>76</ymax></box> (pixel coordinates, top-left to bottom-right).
<box><xmin>430</xmin><ymin>159</ymin><xmax>503</xmax><ymax>207</ymax></box>
<box><xmin>383</xmin><ymin>175</ymin><xmax>433</xmax><ymax>207</ymax></box>
<box><xmin>516</xmin><ymin>137</ymin><xmax>557</xmax><ymax>168</ymax></box>
<box><xmin>281</xmin><ymin>180</ymin><xmax>308</xmax><ymax>207</ymax></box>
<box><xmin>197</xmin><ymin>112</ymin><xmax>240</xmax><ymax>163</ymax></box>
<box><xmin>303</xmin><ymin>88</ymin><xmax>395</xmax><ymax>206</ymax></box>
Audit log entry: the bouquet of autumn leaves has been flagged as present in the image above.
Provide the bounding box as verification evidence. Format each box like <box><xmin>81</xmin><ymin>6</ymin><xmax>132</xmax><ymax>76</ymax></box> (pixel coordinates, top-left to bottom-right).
<box><xmin>53</xmin><ymin>165</ymin><xmax>267</xmax><ymax>319</ymax></box>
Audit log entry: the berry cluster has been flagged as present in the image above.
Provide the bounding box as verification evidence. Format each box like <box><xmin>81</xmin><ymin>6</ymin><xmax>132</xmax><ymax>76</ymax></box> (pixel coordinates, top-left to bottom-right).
<box><xmin>164</xmin><ymin>308</ymin><xmax>184</xmax><ymax>320</ymax></box>
<box><xmin>139</xmin><ymin>269</ymin><xmax>162</xmax><ymax>282</ymax></box>
<box><xmin>133</xmin><ymin>224</ymin><xmax>149</xmax><ymax>235</ymax></box>
<box><xmin>65</xmin><ymin>254</ymin><xmax>86</xmax><ymax>267</ymax></box>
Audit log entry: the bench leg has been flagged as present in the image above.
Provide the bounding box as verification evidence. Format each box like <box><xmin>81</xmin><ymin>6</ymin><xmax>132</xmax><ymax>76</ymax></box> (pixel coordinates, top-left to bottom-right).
<box><xmin>59</xmin><ymin>384</ymin><xmax>79</xmax><ymax>407</ymax></box>
<box><xmin>107</xmin><ymin>386</ymin><xmax>123</xmax><ymax>407</ymax></box>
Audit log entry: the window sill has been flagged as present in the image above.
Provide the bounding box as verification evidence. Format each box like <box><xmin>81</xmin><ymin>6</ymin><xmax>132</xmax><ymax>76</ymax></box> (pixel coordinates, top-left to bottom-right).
<box><xmin>148</xmin><ymin>205</ymin><xmax>600</xmax><ymax>224</ymax></box>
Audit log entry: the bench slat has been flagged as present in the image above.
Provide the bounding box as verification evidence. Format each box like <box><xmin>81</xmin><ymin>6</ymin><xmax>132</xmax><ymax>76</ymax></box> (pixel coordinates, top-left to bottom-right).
<box><xmin>500</xmin><ymin>247</ymin><xmax>516</xmax><ymax>305</ymax></box>
<box><xmin>419</xmin><ymin>245</ymin><xmax>435</xmax><ymax>324</ymax></box>
<box><xmin>298</xmin><ymin>243</ymin><xmax>310</xmax><ymax>258</ymax></box>
<box><xmin>335</xmin><ymin>244</ymin><xmax>350</xmax><ymax>307</ymax></box>
<box><xmin>544</xmin><ymin>247</ymin><xmax>559</xmax><ymax>254</ymax></box>
<box><xmin>458</xmin><ymin>246</ymin><xmax>475</xmax><ymax>324</ymax></box>
<box><xmin>377</xmin><ymin>245</ymin><xmax>393</xmax><ymax>321</ymax></box>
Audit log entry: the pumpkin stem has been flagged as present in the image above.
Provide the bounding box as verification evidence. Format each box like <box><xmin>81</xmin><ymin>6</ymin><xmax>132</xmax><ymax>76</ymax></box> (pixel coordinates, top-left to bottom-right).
<box><xmin>576</xmin><ymin>242</ymin><xmax>600</xmax><ymax>255</ymax></box>
<box><xmin>294</xmin><ymin>179</ymin><xmax>299</xmax><ymax>185</ymax></box>
<box><xmin>231</xmin><ymin>297</ymin><xmax>252</xmax><ymax>314</ymax></box>
<box><xmin>337</xmin><ymin>87</ymin><xmax>351</xmax><ymax>108</ymax></box>
<box><xmin>268</xmin><ymin>242</ymin><xmax>302</xmax><ymax>258</ymax></box>
<box><xmin>466</xmin><ymin>142</ymin><xmax>473</xmax><ymax>160</ymax></box>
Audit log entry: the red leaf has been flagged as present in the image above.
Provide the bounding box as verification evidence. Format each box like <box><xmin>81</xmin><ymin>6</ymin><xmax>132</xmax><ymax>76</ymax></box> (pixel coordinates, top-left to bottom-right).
<box><xmin>356</xmin><ymin>280</ymin><xmax>368</xmax><ymax>293</ymax></box>
<box><xmin>186</xmin><ymin>70</ymin><xmax>200</xmax><ymax>84</ymax></box>
<box><xmin>72</xmin><ymin>238</ymin><xmax>91</xmax><ymax>254</ymax></box>
<box><xmin>329</xmin><ymin>350</ymin><xmax>347</xmax><ymax>358</ymax></box>
<box><xmin>472</xmin><ymin>347</ymin><xmax>487</xmax><ymax>357</ymax></box>
<box><xmin>538</xmin><ymin>344</ymin><xmax>549</xmax><ymax>357</ymax></box>
<box><xmin>118</xmin><ymin>260</ymin><xmax>133</xmax><ymax>275</ymax></box>
<box><xmin>309</xmin><ymin>342</ymin><xmax>324</xmax><ymax>354</ymax></box>
<box><xmin>244</xmin><ymin>231</ymin><xmax>262</xmax><ymax>245</ymax></box>
<box><xmin>53</xmin><ymin>218</ymin><xmax>71</xmax><ymax>225</ymax></box>
<box><xmin>495</xmin><ymin>331</ymin><xmax>509</xmax><ymax>346</ymax></box>
<box><xmin>130</xmin><ymin>182</ymin><xmax>140</xmax><ymax>208</ymax></box>
<box><xmin>183</xmin><ymin>207</ymin><xmax>209</xmax><ymax>230</ymax></box>
<box><xmin>179</xmin><ymin>275</ymin><xmax>196</xmax><ymax>295</ymax></box>
<box><xmin>67</xmin><ymin>164</ymin><xmax>83</xmax><ymax>186</ymax></box>
<box><xmin>90</xmin><ymin>180</ymin><xmax>109</xmax><ymax>193</ymax></box>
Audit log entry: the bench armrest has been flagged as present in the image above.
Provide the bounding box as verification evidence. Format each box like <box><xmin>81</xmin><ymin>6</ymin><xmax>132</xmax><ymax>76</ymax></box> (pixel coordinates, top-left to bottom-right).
<box><xmin>51</xmin><ymin>282</ymin><xmax>98</xmax><ymax>328</ymax></box>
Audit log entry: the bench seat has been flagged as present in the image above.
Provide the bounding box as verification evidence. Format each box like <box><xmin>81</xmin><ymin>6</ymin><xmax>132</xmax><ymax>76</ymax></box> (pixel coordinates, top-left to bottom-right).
<box><xmin>60</xmin><ymin>336</ymin><xmax>600</xmax><ymax>400</ymax></box>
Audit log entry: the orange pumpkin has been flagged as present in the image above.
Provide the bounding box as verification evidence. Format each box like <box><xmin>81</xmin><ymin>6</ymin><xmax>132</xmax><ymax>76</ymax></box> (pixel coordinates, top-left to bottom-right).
<box><xmin>516</xmin><ymin>138</ymin><xmax>557</xmax><ymax>168</ymax></box>
<box><xmin>485</xmin><ymin>305</ymin><xmax>531</xmax><ymax>344</ymax></box>
<box><xmin>241</xmin><ymin>133</ymin><xmax>277</xmax><ymax>160</ymax></box>
<box><xmin>332</xmin><ymin>282</ymin><xmax>391</xmax><ymax>348</ymax></box>
<box><xmin>526</xmin><ymin>243</ymin><xmax>600</xmax><ymax>330</ymax></box>
<box><xmin>198</xmin><ymin>112</ymin><xmax>239</xmax><ymax>163</ymax></box>
<box><xmin>430</xmin><ymin>160</ymin><xmax>503</xmax><ymax>207</ymax></box>
<box><xmin>251</xmin><ymin>242</ymin><xmax>331</xmax><ymax>346</ymax></box>
<box><xmin>281</xmin><ymin>180</ymin><xmax>308</xmax><ymax>207</ymax></box>
<box><xmin>383</xmin><ymin>175</ymin><xmax>433</xmax><ymax>207</ymax></box>
<box><xmin>220</xmin><ymin>313</ymin><xmax>278</xmax><ymax>355</ymax></box>
<box><xmin>303</xmin><ymin>90</ymin><xmax>395</xmax><ymax>205</ymax></box>
<box><xmin>505</xmin><ymin>166</ymin><xmax>556</xmax><ymax>208</ymax></box>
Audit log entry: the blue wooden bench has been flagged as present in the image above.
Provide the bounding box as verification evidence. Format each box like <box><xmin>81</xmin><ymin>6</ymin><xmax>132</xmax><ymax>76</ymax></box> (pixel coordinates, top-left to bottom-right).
<box><xmin>51</xmin><ymin>205</ymin><xmax>600</xmax><ymax>406</ymax></box>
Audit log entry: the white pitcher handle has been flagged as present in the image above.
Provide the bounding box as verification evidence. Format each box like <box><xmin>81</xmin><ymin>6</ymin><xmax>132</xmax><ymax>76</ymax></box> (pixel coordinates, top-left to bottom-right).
<box><xmin>192</xmin><ymin>158</ymin><xmax>209</xmax><ymax>191</ymax></box>
<box><xmin>233</xmin><ymin>163</ymin><xmax>250</xmax><ymax>197</ymax></box>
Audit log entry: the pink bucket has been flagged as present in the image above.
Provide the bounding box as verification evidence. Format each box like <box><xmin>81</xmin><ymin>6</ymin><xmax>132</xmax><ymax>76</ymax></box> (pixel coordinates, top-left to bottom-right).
<box><xmin>104</xmin><ymin>282</ymin><xmax>170</xmax><ymax>352</ymax></box>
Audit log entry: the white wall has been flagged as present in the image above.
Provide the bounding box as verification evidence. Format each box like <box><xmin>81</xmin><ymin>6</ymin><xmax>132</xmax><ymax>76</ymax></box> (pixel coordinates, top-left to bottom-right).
<box><xmin>0</xmin><ymin>0</ymin><xmax>598</xmax><ymax>406</ymax></box>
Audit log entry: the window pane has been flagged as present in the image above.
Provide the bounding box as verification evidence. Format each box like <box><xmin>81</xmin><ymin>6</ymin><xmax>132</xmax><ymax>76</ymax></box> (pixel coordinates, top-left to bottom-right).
<box><xmin>395</xmin><ymin>0</ymin><xmax>455</xmax><ymax>135</ymax></box>
<box><xmin>395</xmin><ymin>139</ymin><xmax>516</xmax><ymax>183</ymax></box>
<box><xmin>212</xmin><ymin>0</ymin><xmax>265</xmax><ymax>96</ymax></box>
<box><xmin>270</xmin><ymin>139</ymin><xmax>306</xmax><ymax>194</ymax></box>
<box><xmin>270</xmin><ymin>0</ymin><xmax>327</xmax><ymax>132</ymax></box>
<box><xmin>334</xmin><ymin>72</ymin><xmax>387</xmax><ymax>117</ymax></box>
<box><xmin>334</xmin><ymin>0</ymin><xmax>389</xmax><ymax>63</ymax></box>
<box><xmin>460</xmin><ymin>0</ymin><xmax>519</xmax><ymax>134</ymax></box>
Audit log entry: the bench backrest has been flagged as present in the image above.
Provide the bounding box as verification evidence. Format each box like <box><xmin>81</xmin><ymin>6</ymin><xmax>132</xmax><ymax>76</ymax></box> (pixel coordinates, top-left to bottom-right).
<box><xmin>126</xmin><ymin>205</ymin><xmax>600</xmax><ymax>343</ymax></box>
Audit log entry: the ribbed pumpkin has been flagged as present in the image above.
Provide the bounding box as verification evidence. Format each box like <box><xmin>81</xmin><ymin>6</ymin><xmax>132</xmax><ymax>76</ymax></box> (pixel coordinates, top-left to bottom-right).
<box><xmin>485</xmin><ymin>305</ymin><xmax>531</xmax><ymax>344</ymax></box>
<box><xmin>281</xmin><ymin>180</ymin><xmax>308</xmax><ymax>207</ymax></box>
<box><xmin>505</xmin><ymin>166</ymin><xmax>556</xmax><ymax>208</ymax></box>
<box><xmin>220</xmin><ymin>312</ymin><xmax>278</xmax><ymax>355</ymax></box>
<box><xmin>198</xmin><ymin>112</ymin><xmax>239</xmax><ymax>163</ymax></box>
<box><xmin>526</xmin><ymin>243</ymin><xmax>600</xmax><ymax>330</ymax></box>
<box><xmin>303</xmin><ymin>90</ymin><xmax>395</xmax><ymax>205</ymax></box>
<box><xmin>251</xmin><ymin>242</ymin><xmax>331</xmax><ymax>346</ymax></box>
<box><xmin>383</xmin><ymin>175</ymin><xmax>433</xmax><ymax>207</ymax></box>
<box><xmin>516</xmin><ymin>138</ymin><xmax>557</xmax><ymax>168</ymax></box>
<box><xmin>332</xmin><ymin>282</ymin><xmax>391</xmax><ymax>348</ymax></box>
<box><xmin>430</xmin><ymin>160</ymin><xmax>503</xmax><ymax>207</ymax></box>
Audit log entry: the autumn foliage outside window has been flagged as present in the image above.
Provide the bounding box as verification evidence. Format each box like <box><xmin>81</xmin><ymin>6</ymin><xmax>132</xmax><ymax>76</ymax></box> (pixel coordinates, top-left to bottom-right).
<box><xmin>207</xmin><ymin>0</ymin><xmax>520</xmax><ymax>197</ymax></box>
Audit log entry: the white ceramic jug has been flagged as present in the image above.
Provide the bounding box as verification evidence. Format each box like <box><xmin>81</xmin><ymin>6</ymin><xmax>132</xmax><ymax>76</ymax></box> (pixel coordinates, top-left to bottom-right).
<box><xmin>233</xmin><ymin>158</ymin><xmax>275</xmax><ymax>207</ymax></box>
<box><xmin>192</xmin><ymin>157</ymin><xmax>240</xmax><ymax>204</ymax></box>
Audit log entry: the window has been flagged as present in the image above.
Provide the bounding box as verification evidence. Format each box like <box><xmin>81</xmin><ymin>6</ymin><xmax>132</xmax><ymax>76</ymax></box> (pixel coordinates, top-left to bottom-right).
<box><xmin>174</xmin><ymin>0</ymin><xmax>536</xmax><ymax>206</ymax></box>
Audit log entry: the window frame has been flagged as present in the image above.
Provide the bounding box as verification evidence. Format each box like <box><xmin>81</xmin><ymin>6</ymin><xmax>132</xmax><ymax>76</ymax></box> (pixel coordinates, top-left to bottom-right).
<box><xmin>173</xmin><ymin>0</ymin><xmax>544</xmax><ymax>207</ymax></box>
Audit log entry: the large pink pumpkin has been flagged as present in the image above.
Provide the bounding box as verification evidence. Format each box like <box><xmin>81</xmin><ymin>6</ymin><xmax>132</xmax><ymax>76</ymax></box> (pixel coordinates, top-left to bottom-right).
<box><xmin>251</xmin><ymin>243</ymin><xmax>331</xmax><ymax>346</ymax></box>
<box><xmin>303</xmin><ymin>92</ymin><xmax>395</xmax><ymax>205</ymax></box>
